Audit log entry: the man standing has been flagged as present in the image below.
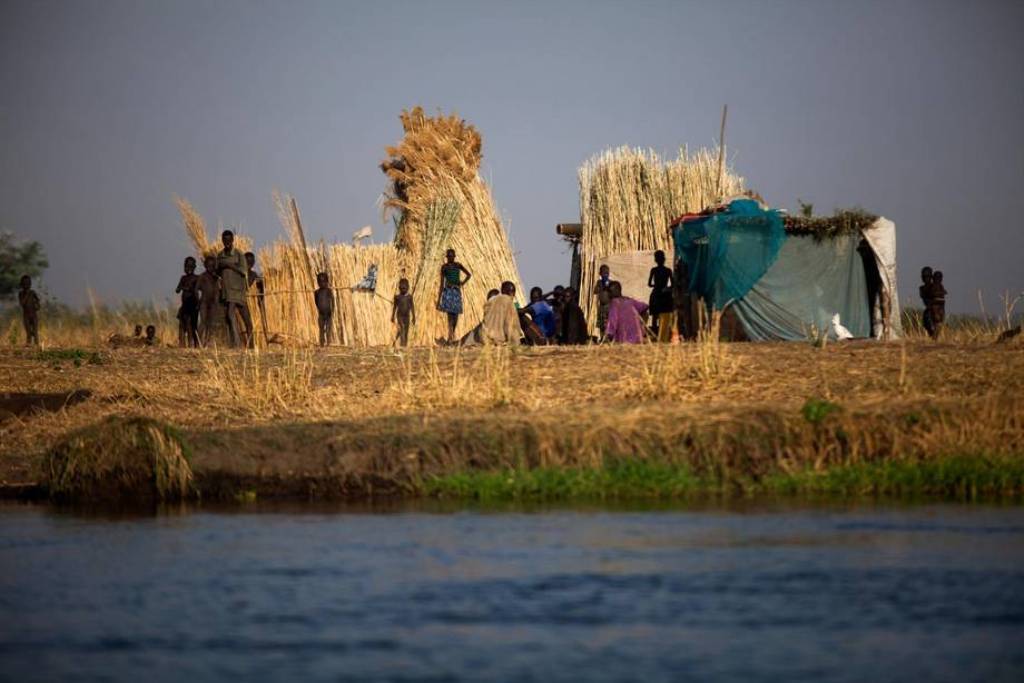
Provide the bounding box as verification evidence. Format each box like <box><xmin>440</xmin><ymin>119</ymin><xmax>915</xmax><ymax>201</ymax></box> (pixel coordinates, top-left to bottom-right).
<box><xmin>217</xmin><ymin>230</ymin><xmax>253</xmax><ymax>348</ymax></box>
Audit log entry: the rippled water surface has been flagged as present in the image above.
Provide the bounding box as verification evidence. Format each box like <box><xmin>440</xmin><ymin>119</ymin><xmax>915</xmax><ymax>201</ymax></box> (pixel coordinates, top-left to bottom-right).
<box><xmin>1</xmin><ymin>501</ymin><xmax>1022</xmax><ymax>682</ymax></box>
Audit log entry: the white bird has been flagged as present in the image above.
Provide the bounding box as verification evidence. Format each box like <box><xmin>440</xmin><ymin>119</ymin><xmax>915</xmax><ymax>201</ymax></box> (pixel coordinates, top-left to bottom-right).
<box><xmin>831</xmin><ymin>313</ymin><xmax>853</xmax><ymax>341</ymax></box>
<box><xmin>352</xmin><ymin>225</ymin><xmax>373</xmax><ymax>244</ymax></box>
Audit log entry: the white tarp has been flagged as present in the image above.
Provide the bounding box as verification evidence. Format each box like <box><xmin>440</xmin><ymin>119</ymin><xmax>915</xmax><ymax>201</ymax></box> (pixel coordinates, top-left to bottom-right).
<box><xmin>862</xmin><ymin>217</ymin><xmax>902</xmax><ymax>339</ymax></box>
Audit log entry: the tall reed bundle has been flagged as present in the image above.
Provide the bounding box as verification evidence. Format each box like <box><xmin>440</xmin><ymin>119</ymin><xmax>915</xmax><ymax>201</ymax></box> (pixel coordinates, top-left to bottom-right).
<box><xmin>577</xmin><ymin>146</ymin><xmax>744</xmax><ymax>329</ymax></box>
<box><xmin>381</xmin><ymin>107</ymin><xmax>524</xmax><ymax>344</ymax></box>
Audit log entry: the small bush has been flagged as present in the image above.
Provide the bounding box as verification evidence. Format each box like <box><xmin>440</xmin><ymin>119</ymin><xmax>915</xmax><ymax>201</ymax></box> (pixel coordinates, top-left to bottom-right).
<box><xmin>44</xmin><ymin>416</ymin><xmax>194</xmax><ymax>503</ymax></box>
<box><xmin>802</xmin><ymin>397</ymin><xmax>840</xmax><ymax>424</ymax></box>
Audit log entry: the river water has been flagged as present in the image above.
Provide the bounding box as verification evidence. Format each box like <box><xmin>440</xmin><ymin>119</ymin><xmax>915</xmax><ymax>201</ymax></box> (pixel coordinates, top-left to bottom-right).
<box><xmin>1</xmin><ymin>501</ymin><xmax>1022</xmax><ymax>682</ymax></box>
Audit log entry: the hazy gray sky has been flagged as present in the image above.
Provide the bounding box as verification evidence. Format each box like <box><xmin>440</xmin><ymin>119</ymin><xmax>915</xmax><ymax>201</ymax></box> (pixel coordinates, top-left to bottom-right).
<box><xmin>2</xmin><ymin>0</ymin><xmax>1022</xmax><ymax>314</ymax></box>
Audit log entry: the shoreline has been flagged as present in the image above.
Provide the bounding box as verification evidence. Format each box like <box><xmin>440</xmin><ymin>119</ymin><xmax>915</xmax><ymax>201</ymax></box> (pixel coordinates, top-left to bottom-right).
<box><xmin>1</xmin><ymin>342</ymin><xmax>1022</xmax><ymax>505</ymax></box>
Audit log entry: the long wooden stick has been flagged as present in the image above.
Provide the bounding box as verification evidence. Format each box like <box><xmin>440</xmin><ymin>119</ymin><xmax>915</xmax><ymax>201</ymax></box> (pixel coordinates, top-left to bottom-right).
<box><xmin>716</xmin><ymin>104</ymin><xmax>728</xmax><ymax>200</ymax></box>
<box><xmin>289</xmin><ymin>196</ymin><xmax>317</xmax><ymax>286</ymax></box>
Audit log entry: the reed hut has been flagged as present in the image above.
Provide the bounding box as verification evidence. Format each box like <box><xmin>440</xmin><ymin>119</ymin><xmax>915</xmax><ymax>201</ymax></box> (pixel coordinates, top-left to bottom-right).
<box><xmin>179</xmin><ymin>108</ymin><xmax>523</xmax><ymax>347</ymax></box>
<box><xmin>574</xmin><ymin>146</ymin><xmax>744</xmax><ymax>331</ymax></box>
<box><xmin>672</xmin><ymin>202</ymin><xmax>902</xmax><ymax>341</ymax></box>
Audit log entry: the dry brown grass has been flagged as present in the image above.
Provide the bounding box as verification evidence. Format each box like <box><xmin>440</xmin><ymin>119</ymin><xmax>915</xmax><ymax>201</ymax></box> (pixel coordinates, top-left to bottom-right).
<box><xmin>1</xmin><ymin>338</ymin><xmax>1022</xmax><ymax>495</ymax></box>
<box><xmin>386</xmin><ymin>345</ymin><xmax>516</xmax><ymax>410</ymax></box>
<box><xmin>624</xmin><ymin>311</ymin><xmax>737</xmax><ymax>399</ymax></box>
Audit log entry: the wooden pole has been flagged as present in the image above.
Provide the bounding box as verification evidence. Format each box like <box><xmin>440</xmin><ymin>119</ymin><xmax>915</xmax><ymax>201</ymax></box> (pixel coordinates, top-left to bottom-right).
<box><xmin>716</xmin><ymin>104</ymin><xmax>728</xmax><ymax>201</ymax></box>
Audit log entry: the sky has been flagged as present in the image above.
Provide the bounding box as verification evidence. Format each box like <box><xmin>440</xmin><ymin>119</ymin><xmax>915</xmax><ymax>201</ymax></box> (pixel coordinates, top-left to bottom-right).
<box><xmin>1</xmin><ymin>0</ymin><xmax>1022</xmax><ymax>314</ymax></box>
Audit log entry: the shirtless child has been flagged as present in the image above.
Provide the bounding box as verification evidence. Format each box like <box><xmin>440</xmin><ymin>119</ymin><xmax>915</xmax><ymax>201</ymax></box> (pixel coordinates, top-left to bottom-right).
<box><xmin>196</xmin><ymin>255</ymin><xmax>221</xmax><ymax>347</ymax></box>
<box><xmin>315</xmin><ymin>272</ymin><xmax>334</xmax><ymax>347</ymax></box>
<box><xmin>175</xmin><ymin>256</ymin><xmax>200</xmax><ymax>348</ymax></box>
<box><xmin>391</xmin><ymin>278</ymin><xmax>415</xmax><ymax>347</ymax></box>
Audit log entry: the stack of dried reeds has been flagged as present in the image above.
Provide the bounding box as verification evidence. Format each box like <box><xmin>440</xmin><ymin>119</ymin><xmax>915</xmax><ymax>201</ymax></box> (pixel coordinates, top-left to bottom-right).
<box><xmin>381</xmin><ymin>107</ymin><xmax>524</xmax><ymax>344</ymax></box>
<box><xmin>577</xmin><ymin>146</ymin><xmax>744</xmax><ymax>329</ymax></box>
<box><xmin>177</xmin><ymin>108</ymin><xmax>523</xmax><ymax>347</ymax></box>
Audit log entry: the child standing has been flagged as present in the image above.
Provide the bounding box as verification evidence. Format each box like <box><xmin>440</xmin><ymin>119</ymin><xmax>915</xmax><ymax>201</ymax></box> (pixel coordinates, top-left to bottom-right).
<box><xmin>18</xmin><ymin>275</ymin><xmax>40</xmax><ymax>347</ymax></box>
<box><xmin>175</xmin><ymin>256</ymin><xmax>200</xmax><ymax>348</ymax></box>
<box><xmin>392</xmin><ymin>278</ymin><xmax>415</xmax><ymax>347</ymax></box>
<box><xmin>647</xmin><ymin>250</ymin><xmax>674</xmax><ymax>342</ymax></box>
<box><xmin>196</xmin><ymin>255</ymin><xmax>221</xmax><ymax>347</ymax></box>
<box><xmin>919</xmin><ymin>266</ymin><xmax>934</xmax><ymax>337</ymax></box>
<box><xmin>927</xmin><ymin>271</ymin><xmax>947</xmax><ymax>340</ymax></box>
<box><xmin>315</xmin><ymin>272</ymin><xmax>334</xmax><ymax>347</ymax></box>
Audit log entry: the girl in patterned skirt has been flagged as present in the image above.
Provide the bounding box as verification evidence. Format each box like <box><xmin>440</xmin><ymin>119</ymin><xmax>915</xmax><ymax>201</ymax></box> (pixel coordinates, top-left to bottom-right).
<box><xmin>437</xmin><ymin>248</ymin><xmax>472</xmax><ymax>345</ymax></box>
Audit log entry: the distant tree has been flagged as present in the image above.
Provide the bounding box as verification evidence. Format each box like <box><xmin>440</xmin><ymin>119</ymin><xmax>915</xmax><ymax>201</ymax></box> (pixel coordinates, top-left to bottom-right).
<box><xmin>797</xmin><ymin>199</ymin><xmax>814</xmax><ymax>218</ymax></box>
<box><xmin>0</xmin><ymin>231</ymin><xmax>48</xmax><ymax>300</ymax></box>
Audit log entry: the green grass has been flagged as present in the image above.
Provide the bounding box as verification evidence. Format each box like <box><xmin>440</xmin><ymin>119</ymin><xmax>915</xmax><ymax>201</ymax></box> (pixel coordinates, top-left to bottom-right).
<box><xmin>36</xmin><ymin>348</ymin><xmax>105</xmax><ymax>366</ymax></box>
<box><xmin>763</xmin><ymin>453</ymin><xmax>1024</xmax><ymax>500</ymax></box>
<box><xmin>425</xmin><ymin>453</ymin><xmax>1024</xmax><ymax>502</ymax></box>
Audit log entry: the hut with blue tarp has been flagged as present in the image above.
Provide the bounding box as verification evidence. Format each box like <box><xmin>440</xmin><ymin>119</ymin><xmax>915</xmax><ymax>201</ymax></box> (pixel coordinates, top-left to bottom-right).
<box><xmin>671</xmin><ymin>198</ymin><xmax>901</xmax><ymax>341</ymax></box>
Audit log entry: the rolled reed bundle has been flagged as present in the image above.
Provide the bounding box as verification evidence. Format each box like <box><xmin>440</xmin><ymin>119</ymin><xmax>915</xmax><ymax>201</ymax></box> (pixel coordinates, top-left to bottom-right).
<box><xmin>577</xmin><ymin>146</ymin><xmax>744</xmax><ymax>330</ymax></box>
<box><xmin>381</xmin><ymin>107</ymin><xmax>524</xmax><ymax>344</ymax></box>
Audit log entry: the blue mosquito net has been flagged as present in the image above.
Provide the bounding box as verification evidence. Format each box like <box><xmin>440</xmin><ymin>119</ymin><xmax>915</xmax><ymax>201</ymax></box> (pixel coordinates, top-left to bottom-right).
<box><xmin>673</xmin><ymin>198</ymin><xmax>786</xmax><ymax>309</ymax></box>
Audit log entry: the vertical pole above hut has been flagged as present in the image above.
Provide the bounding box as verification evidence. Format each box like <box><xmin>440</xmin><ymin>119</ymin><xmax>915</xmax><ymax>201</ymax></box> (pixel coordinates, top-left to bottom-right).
<box><xmin>716</xmin><ymin>104</ymin><xmax>728</xmax><ymax>202</ymax></box>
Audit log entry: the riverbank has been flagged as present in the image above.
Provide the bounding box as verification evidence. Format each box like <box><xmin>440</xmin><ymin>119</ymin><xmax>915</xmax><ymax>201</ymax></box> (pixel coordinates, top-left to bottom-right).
<box><xmin>1</xmin><ymin>340</ymin><xmax>1022</xmax><ymax>502</ymax></box>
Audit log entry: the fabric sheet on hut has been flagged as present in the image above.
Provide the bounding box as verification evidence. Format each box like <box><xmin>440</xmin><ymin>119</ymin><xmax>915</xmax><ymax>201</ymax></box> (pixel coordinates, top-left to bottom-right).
<box><xmin>672</xmin><ymin>199</ymin><xmax>901</xmax><ymax>341</ymax></box>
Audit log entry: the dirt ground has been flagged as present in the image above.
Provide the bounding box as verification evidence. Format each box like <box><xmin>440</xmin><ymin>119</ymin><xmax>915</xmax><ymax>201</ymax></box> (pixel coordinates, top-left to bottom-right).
<box><xmin>1</xmin><ymin>339</ymin><xmax>1022</xmax><ymax>494</ymax></box>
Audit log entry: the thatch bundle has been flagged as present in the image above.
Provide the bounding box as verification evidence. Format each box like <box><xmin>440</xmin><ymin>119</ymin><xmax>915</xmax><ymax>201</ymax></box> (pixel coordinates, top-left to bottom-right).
<box><xmin>577</xmin><ymin>146</ymin><xmax>744</xmax><ymax>328</ymax></box>
<box><xmin>177</xmin><ymin>108</ymin><xmax>523</xmax><ymax>347</ymax></box>
<box><xmin>381</xmin><ymin>106</ymin><xmax>524</xmax><ymax>344</ymax></box>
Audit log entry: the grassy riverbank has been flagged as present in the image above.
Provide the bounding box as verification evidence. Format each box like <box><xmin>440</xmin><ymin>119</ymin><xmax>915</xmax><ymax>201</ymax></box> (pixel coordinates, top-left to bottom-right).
<box><xmin>1</xmin><ymin>337</ymin><xmax>1022</xmax><ymax>502</ymax></box>
<box><xmin>425</xmin><ymin>454</ymin><xmax>1024</xmax><ymax>502</ymax></box>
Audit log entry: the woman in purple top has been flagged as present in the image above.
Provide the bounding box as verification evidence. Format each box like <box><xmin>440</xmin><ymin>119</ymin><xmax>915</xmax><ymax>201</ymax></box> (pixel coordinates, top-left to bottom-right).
<box><xmin>604</xmin><ymin>281</ymin><xmax>649</xmax><ymax>344</ymax></box>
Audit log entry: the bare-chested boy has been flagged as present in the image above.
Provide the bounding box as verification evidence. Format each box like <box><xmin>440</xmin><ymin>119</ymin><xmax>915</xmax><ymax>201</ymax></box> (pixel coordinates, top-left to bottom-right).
<box><xmin>391</xmin><ymin>277</ymin><xmax>415</xmax><ymax>347</ymax></box>
<box><xmin>196</xmin><ymin>254</ymin><xmax>221</xmax><ymax>347</ymax></box>
<box><xmin>315</xmin><ymin>272</ymin><xmax>334</xmax><ymax>347</ymax></box>
<box><xmin>176</xmin><ymin>256</ymin><xmax>200</xmax><ymax>348</ymax></box>
<box><xmin>245</xmin><ymin>251</ymin><xmax>268</xmax><ymax>340</ymax></box>
<box><xmin>18</xmin><ymin>275</ymin><xmax>40</xmax><ymax>346</ymax></box>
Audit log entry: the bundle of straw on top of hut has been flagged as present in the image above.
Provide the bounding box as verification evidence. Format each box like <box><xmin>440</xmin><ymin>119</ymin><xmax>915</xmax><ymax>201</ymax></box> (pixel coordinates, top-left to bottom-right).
<box><xmin>576</xmin><ymin>146</ymin><xmax>744</xmax><ymax>331</ymax></box>
<box><xmin>177</xmin><ymin>107</ymin><xmax>524</xmax><ymax>347</ymax></box>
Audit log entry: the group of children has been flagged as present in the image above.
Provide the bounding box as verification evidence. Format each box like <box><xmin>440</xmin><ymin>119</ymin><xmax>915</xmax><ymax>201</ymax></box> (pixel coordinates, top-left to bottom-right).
<box><xmin>919</xmin><ymin>266</ymin><xmax>947</xmax><ymax>339</ymax></box>
<box><xmin>171</xmin><ymin>230</ymin><xmax>263</xmax><ymax>348</ymax></box>
<box><xmin>434</xmin><ymin>248</ymin><xmax>680</xmax><ymax>347</ymax></box>
<box><xmin>11</xmin><ymin>243</ymin><xmax>684</xmax><ymax>349</ymax></box>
